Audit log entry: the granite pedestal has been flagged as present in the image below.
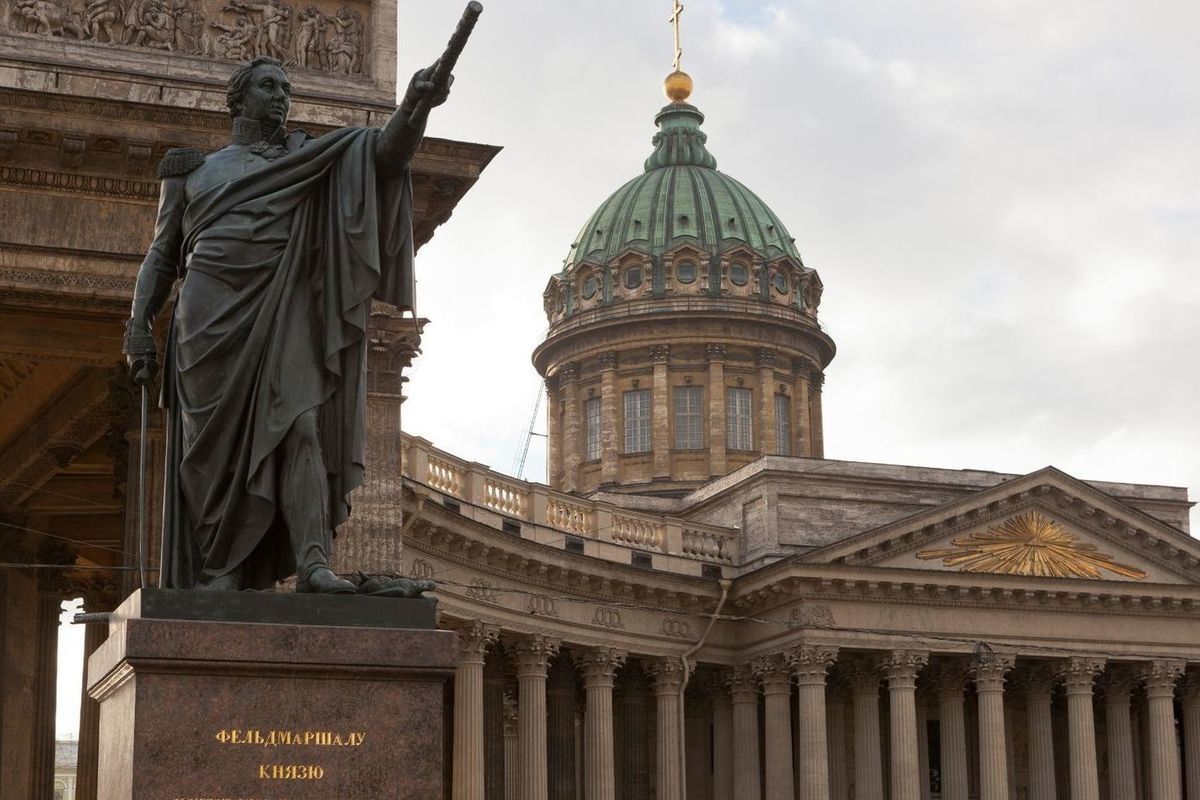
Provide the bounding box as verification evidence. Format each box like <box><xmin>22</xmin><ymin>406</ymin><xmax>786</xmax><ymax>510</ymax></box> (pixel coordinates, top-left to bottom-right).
<box><xmin>87</xmin><ymin>588</ymin><xmax>454</xmax><ymax>800</ymax></box>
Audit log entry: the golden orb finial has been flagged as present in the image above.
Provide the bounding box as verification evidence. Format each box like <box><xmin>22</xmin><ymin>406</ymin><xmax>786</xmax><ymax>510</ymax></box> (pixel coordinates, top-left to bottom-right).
<box><xmin>664</xmin><ymin>69</ymin><xmax>693</xmax><ymax>102</ymax></box>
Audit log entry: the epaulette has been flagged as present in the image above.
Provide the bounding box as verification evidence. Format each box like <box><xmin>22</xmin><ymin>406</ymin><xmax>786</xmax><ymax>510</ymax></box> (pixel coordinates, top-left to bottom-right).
<box><xmin>157</xmin><ymin>147</ymin><xmax>206</xmax><ymax>179</ymax></box>
<box><xmin>286</xmin><ymin>129</ymin><xmax>313</xmax><ymax>150</ymax></box>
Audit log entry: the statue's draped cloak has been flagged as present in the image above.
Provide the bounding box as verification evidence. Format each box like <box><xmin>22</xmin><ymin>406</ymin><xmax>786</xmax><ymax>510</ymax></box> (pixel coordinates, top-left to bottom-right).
<box><xmin>160</xmin><ymin>127</ymin><xmax>414</xmax><ymax>589</ymax></box>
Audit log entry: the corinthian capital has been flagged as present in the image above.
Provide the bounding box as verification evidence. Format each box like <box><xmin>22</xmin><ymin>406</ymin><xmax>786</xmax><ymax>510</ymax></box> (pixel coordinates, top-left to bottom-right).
<box><xmin>452</xmin><ymin>619</ymin><xmax>499</xmax><ymax>663</ymax></box>
<box><xmin>1057</xmin><ymin>656</ymin><xmax>1105</xmax><ymax>694</ymax></box>
<box><xmin>577</xmin><ymin>647</ymin><xmax>627</xmax><ymax>686</ymax></box>
<box><xmin>1140</xmin><ymin>659</ymin><xmax>1186</xmax><ymax>698</ymax></box>
<box><xmin>786</xmin><ymin>644</ymin><xmax>838</xmax><ymax>686</ymax></box>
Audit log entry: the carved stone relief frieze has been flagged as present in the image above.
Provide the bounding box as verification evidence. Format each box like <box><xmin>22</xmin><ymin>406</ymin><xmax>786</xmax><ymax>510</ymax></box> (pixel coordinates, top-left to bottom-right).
<box><xmin>1</xmin><ymin>0</ymin><xmax>370</xmax><ymax>77</ymax></box>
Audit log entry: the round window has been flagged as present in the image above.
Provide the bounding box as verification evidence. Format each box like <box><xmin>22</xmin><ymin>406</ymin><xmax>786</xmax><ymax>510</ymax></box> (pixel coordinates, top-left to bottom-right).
<box><xmin>772</xmin><ymin>270</ymin><xmax>788</xmax><ymax>294</ymax></box>
<box><xmin>675</xmin><ymin>260</ymin><xmax>697</xmax><ymax>284</ymax></box>
<box><xmin>623</xmin><ymin>266</ymin><xmax>643</xmax><ymax>290</ymax></box>
<box><xmin>581</xmin><ymin>275</ymin><xmax>599</xmax><ymax>300</ymax></box>
<box><xmin>729</xmin><ymin>262</ymin><xmax>749</xmax><ymax>287</ymax></box>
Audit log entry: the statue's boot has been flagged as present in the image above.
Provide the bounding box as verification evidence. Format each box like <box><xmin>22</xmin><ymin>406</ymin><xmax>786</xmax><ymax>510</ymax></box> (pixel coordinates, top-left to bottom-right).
<box><xmin>297</xmin><ymin>566</ymin><xmax>356</xmax><ymax>594</ymax></box>
<box><xmin>200</xmin><ymin>570</ymin><xmax>242</xmax><ymax>592</ymax></box>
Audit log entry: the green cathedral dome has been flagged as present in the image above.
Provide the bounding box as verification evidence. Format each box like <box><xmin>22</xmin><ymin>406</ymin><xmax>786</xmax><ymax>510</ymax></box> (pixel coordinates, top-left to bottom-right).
<box><xmin>564</xmin><ymin>101</ymin><xmax>802</xmax><ymax>270</ymax></box>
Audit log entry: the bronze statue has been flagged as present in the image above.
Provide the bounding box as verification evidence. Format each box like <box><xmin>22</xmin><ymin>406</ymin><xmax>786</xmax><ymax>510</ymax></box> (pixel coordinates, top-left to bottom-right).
<box><xmin>123</xmin><ymin>55</ymin><xmax>454</xmax><ymax>593</ymax></box>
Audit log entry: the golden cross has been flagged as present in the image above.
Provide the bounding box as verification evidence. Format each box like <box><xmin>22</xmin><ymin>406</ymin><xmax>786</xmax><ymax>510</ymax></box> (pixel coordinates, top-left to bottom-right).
<box><xmin>669</xmin><ymin>0</ymin><xmax>684</xmax><ymax>71</ymax></box>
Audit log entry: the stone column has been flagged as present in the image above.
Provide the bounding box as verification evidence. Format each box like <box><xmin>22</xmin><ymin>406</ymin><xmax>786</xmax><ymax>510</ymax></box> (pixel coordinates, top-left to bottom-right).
<box><xmin>651</xmin><ymin>345</ymin><xmax>671</xmax><ymax>478</ymax></box>
<box><xmin>1102</xmin><ymin>670</ymin><xmax>1137</xmax><ymax>800</ymax></box>
<box><xmin>618</xmin><ymin>665</ymin><xmax>652</xmax><ymax>800</ymax></box>
<box><xmin>453</xmin><ymin>622</ymin><xmax>499</xmax><ymax>800</ymax></box>
<box><xmin>712</xmin><ymin>679</ymin><xmax>735</xmax><ymax>800</ymax></box>
<box><xmin>972</xmin><ymin>655</ymin><xmax>1015</xmax><ymax>800</ymax></box>
<box><xmin>1022</xmin><ymin>666</ymin><xmax>1057</xmax><ymax>800</ymax></box>
<box><xmin>931</xmin><ymin>663</ymin><xmax>970</xmax><ymax>800</ymax></box>
<box><xmin>706</xmin><ymin>344</ymin><xmax>727</xmax><ymax>476</ymax></box>
<box><xmin>73</xmin><ymin>580</ymin><xmax>117</xmax><ymax>800</ymax></box>
<box><xmin>1183</xmin><ymin>671</ymin><xmax>1200</xmax><ymax>800</ymax></box>
<box><xmin>793</xmin><ymin>360</ymin><xmax>812</xmax><ymax>458</ymax></box>
<box><xmin>850</xmin><ymin>659</ymin><xmax>885</xmax><ymax>800</ymax></box>
<box><xmin>560</xmin><ymin>363</ymin><xmax>582</xmax><ymax>492</ymax></box>
<box><xmin>548</xmin><ymin>655</ymin><xmax>578</xmax><ymax>800</ymax></box>
<box><xmin>30</xmin><ymin>591</ymin><xmax>60</xmax><ymax>800</ymax></box>
<box><xmin>599</xmin><ymin>353</ymin><xmax>619</xmax><ymax>485</ymax></box>
<box><xmin>546</xmin><ymin>375</ymin><xmax>563</xmax><ymax>487</ymax></box>
<box><xmin>513</xmin><ymin>635</ymin><xmax>561</xmax><ymax>800</ymax></box>
<box><xmin>809</xmin><ymin>371</ymin><xmax>825</xmax><ymax>459</ymax></box>
<box><xmin>503</xmin><ymin>695</ymin><xmax>519</xmax><ymax>800</ymax></box>
<box><xmin>1059</xmin><ymin>657</ymin><xmax>1105</xmax><ymax>800</ymax></box>
<box><xmin>917</xmin><ymin>701</ymin><xmax>930</xmax><ymax>800</ymax></box>
<box><xmin>789</xmin><ymin>645</ymin><xmax>838</xmax><ymax>800</ymax></box>
<box><xmin>757</xmin><ymin>349</ymin><xmax>778</xmax><ymax>455</ymax></box>
<box><xmin>1141</xmin><ymin>660</ymin><xmax>1185</xmax><ymax>800</ymax></box>
<box><xmin>650</xmin><ymin>658</ymin><xmax>689</xmax><ymax>800</ymax></box>
<box><xmin>578</xmin><ymin>648</ymin><xmax>626</xmax><ymax>800</ymax></box>
<box><xmin>728</xmin><ymin>665</ymin><xmax>762</xmax><ymax>800</ymax></box>
<box><xmin>884</xmin><ymin>650</ymin><xmax>928</xmax><ymax>800</ymax></box>
<box><xmin>754</xmin><ymin>655</ymin><xmax>795</xmax><ymax>800</ymax></box>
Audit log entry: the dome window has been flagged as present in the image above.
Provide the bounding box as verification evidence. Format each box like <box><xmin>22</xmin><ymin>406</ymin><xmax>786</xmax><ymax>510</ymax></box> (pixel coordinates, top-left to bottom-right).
<box><xmin>772</xmin><ymin>271</ymin><xmax>788</xmax><ymax>294</ymax></box>
<box><xmin>729</xmin><ymin>262</ymin><xmax>750</xmax><ymax>287</ymax></box>
<box><xmin>623</xmin><ymin>266</ymin><xmax>644</xmax><ymax>290</ymax></box>
<box><xmin>581</xmin><ymin>275</ymin><xmax>600</xmax><ymax>300</ymax></box>
<box><xmin>675</xmin><ymin>260</ymin><xmax>697</xmax><ymax>284</ymax></box>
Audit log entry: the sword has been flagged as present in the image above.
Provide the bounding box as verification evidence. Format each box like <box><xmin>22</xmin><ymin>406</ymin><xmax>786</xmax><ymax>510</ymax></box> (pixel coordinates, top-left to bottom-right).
<box><xmin>137</xmin><ymin>381</ymin><xmax>149</xmax><ymax>589</ymax></box>
<box><xmin>407</xmin><ymin>1</ymin><xmax>483</xmax><ymax>126</ymax></box>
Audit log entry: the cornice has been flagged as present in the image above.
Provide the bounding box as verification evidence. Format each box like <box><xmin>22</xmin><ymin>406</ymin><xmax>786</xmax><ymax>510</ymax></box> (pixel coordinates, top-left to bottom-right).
<box><xmin>0</xmin><ymin>165</ymin><xmax>159</xmax><ymax>201</ymax></box>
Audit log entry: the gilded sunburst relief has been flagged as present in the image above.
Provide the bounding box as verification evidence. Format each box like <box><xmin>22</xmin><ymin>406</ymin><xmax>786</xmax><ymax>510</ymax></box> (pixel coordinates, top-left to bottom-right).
<box><xmin>917</xmin><ymin>512</ymin><xmax>1147</xmax><ymax>580</ymax></box>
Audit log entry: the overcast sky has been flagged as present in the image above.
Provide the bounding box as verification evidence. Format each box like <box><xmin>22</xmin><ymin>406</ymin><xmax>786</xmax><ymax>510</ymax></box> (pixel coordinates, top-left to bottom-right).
<box><xmin>57</xmin><ymin>0</ymin><xmax>1200</xmax><ymax>738</ymax></box>
<box><xmin>401</xmin><ymin>0</ymin><xmax>1199</xmax><ymax>531</ymax></box>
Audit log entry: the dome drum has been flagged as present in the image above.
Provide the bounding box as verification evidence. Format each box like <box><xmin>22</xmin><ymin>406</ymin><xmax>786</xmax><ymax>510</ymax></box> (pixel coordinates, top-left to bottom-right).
<box><xmin>543</xmin><ymin>244</ymin><xmax>824</xmax><ymax>328</ymax></box>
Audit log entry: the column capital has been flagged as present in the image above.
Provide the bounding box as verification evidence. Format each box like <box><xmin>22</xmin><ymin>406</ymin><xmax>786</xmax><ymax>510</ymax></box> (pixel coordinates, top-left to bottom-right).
<box><xmin>451</xmin><ymin>619</ymin><xmax>500</xmax><ymax>663</ymax></box>
<box><xmin>599</xmin><ymin>351</ymin><xmax>618</xmax><ymax>371</ymax></box>
<box><xmin>650</xmin><ymin>344</ymin><xmax>671</xmax><ymax>364</ymax></box>
<box><xmin>705</xmin><ymin>343</ymin><xmax>727</xmax><ymax>363</ymax></box>
<box><xmin>883</xmin><ymin>649</ymin><xmax>928</xmax><ymax>689</ymax></box>
<box><xmin>509</xmin><ymin>634</ymin><xmax>561</xmax><ymax>678</ymax></box>
<box><xmin>1140</xmin><ymin>659</ymin><xmax>1186</xmax><ymax>698</ymax></box>
<box><xmin>809</xmin><ymin>371</ymin><xmax>826</xmax><ymax>390</ymax></box>
<box><xmin>970</xmin><ymin>653</ymin><xmax>1016</xmax><ymax>692</ymax></box>
<box><xmin>1057</xmin><ymin>656</ymin><xmax>1105</xmax><ymax>695</ymax></box>
<box><xmin>1011</xmin><ymin>663</ymin><xmax>1057</xmax><ymax>697</ymax></box>
<box><xmin>1183</xmin><ymin>668</ymin><xmax>1200</xmax><ymax>701</ymax></box>
<box><xmin>1099</xmin><ymin>666</ymin><xmax>1139</xmax><ymax>702</ymax></box>
<box><xmin>559</xmin><ymin>362</ymin><xmax>581</xmax><ymax>383</ymax></box>
<box><xmin>927</xmin><ymin>659</ymin><xmax>970</xmax><ymax>697</ymax></box>
<box><xmin>576</xmin><ymin>647</ymin><xmax>627</xmax><ymax>687</ymax></box>
<box><xmin>845</xmin><ymin>656</ymin><xmax>883</xmax><ymax>696</ymax></box>
<box><xmin>786</xmin><ymin>644</ymin><xmax>838</xmax><ymax>686</ymax></box>
<box><xmin>751</xmin><ymin>654</ymin><xmax>792</xmax><ymax>695</ymax></box>
<box><xmin>648</xmin><ymin>656</ymin><xmax>693</xmax><ymax>694</ymax></box>
<box><xmin>725</xmin><ymin>664</ymin><xmax>758</xmax><ymax>702</ymax></box>
<box><xmin>791</xmin><ymin>359</ymin><xmax>813</xmax><ymax>379</ymax></box>
<box><xmin>755</xmin><ymin>348</ymin><xmax>777</xmax><ymax>368</ymax></box>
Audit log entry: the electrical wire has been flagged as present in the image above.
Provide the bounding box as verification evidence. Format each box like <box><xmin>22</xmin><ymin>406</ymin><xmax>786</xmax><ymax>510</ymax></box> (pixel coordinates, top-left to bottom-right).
<box><xmin>0</xmin><ymin>520</ymin><xmax>132</xmax><ymax>557</ymax></box>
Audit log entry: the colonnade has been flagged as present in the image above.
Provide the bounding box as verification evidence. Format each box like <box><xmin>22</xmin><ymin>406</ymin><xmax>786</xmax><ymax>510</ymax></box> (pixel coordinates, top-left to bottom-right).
<box><xmin>447</xmin><ymin>626</ymin><xmax>1200</xmax><ymax>800</ymax></box>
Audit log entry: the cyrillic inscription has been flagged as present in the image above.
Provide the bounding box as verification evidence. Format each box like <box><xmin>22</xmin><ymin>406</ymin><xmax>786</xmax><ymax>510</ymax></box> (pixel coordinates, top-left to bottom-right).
<box><xmin>213</xmin><ymin>729</ymin><xmax>366</xmax><ymax>747</ymax></box>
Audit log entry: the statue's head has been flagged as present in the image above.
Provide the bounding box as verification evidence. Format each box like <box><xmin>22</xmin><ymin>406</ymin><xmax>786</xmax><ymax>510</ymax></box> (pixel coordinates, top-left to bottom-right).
<box><xmin>227</xmin><ymin>57</ymin><xmax>291</xmax><ymax>129</ymax></box>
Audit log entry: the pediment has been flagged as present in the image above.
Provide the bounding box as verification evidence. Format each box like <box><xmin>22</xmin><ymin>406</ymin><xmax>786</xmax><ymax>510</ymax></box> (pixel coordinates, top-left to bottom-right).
<box><xmin>801</xmin><ymin>468</ymin><xmax>1200</xmax><ymax>586</ymax></box>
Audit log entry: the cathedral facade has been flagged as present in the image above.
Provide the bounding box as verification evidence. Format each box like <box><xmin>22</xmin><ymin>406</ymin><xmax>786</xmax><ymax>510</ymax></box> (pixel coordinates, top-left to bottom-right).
<box><xmin>416</xmin><ymin>75</ymin><xmax>1200</xmax><ymax>800</ymax></box>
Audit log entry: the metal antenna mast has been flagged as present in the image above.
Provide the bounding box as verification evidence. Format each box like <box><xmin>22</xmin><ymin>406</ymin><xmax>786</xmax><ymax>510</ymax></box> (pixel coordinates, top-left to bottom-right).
<box><xmin>513</xmin><ymin>381</ymin><xmax>544</xmax><ymax>479</ymax></box>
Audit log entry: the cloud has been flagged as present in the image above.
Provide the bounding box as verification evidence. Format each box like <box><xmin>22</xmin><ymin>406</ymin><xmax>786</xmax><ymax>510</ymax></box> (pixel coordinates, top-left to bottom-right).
<box><xmin>398</xmin><ymin>0</ymin><xmax>1199</xmax><ymax>532</ymax></box>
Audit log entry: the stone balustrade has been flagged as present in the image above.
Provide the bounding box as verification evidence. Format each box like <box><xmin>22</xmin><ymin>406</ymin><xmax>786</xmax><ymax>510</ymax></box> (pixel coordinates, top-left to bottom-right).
<box><xmin>402</xmin><ymin>435</ymin><xmax>739</xmax><ymax>574</ymax></box>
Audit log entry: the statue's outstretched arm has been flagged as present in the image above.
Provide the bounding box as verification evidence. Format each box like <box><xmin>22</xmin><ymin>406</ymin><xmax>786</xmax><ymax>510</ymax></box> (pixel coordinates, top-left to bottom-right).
<box><xmin>376</xmin><ymin>65</ymin><xmax>452</xmax><ymax>178</ymax></box>
<box><xmin>124</xmin><ymin>167</ymin><xmax>189</xmax><ymax>383</ymax></box>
